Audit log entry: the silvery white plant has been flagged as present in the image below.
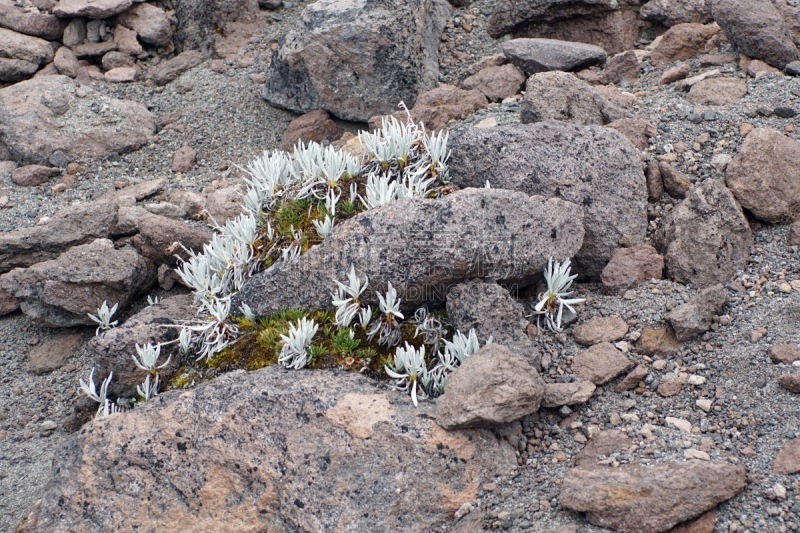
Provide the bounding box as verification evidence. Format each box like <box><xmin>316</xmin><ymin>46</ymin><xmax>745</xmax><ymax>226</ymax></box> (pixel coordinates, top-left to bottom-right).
<box><xmin>178</xmin><ymin>327</ymin><xmax>193</xmax><ymax>356</ymax></box>
<box><xmin>239</xmin><ymin>303</ymin><xmax>257</xmax><ymax>322</ymax></box>
<box><xmin>132</xmin><ymin>342</ymin><xmax>171</xmax><ymax>373</ymax></box>
<box><xmin>531</xmin><ymin>257</ymin><xmax>586</xmax><ymax>333</ymax></box>
<box><xmin>79</xmin><ymin>368</ymin><xmax>121</xmax><ymax>418</ymax></box>
<box><xmin>411</xmin><ymin>306</ymin><xmax>447</xmax><ymax>352</ymax></box>
<box><xmin>385</xmin><ymin>342</ymin><xmax>428</xmax><ymax>406</ymax></box>
<box><xmin>279</xmin><ymin>317</ymin><xmax>319</xmax><ymax>370</ymax></box>
<box><xmin>360</xmin><ymin>172</ymin><xmax>397</xmax><ymax>209</ymax></box>
<box><xmin>324</xmin><ymin>187</ymin><xmax>340</xmax><ymax>216</ymax></box>
<box><xmin>87</xmin><ymin>301</ymin><xmax>118</xmax><ymax>335</ymax></box>
<box><xmin>423</xmin><ymin>130</ymin><xmax>450</xmax><ymax>182</ymax></box>
<box><xmin>358</xmin><ymin>305</ymin><xmax>373</xmax><ymax>330</ymax></box>
<box><xmin>313</xmin><ymin>214</ymin><xmax>335</xmax><ymax>239</ymax></box>
<box><xmin>437</xmin><ymin>328</ymin><xmax>483</xmax><ymax>372</ymax></box>
<box><xmin>147</xmin><ymin>295</ymin><xmax>161</xmax><ymax>306</ymax></box>
<box><xmin>137</xmin><ymin>373</ymin><xmax>159</xmax><ymax>401</ymax></box>
<box><xmin>367</xmin><ymin>282</ymin><xmax>404</xmax><ymax>347</ymax></box>
<box><xmin>331</xmin><ymin>265</ymin><xmax>369</xmax><ymax>327</ymax></box>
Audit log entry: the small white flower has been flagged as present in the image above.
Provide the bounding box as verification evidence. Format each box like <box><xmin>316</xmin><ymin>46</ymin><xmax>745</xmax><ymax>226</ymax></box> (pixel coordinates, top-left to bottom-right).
<box><xmin>331</xmin><ymin>265</ymin><xmax>369</xmax><ymax>327</ymax></box>
<box><xmin>279</xmin><ymin>317</ymin><xmax>319</xmax><ymax>369</ymax></box>
<box><xmin>531</xmin><ymin>257</ymin><xmax>586</xmax><ymax>333</ymax></box>
<box><xmin>87</xmin><ymin>301</ymin><xmax>118</xmax><ymax>335</ymax></box>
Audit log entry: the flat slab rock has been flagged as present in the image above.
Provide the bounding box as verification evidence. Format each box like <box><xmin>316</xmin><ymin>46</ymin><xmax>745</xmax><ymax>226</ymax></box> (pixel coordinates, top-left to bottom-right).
<box><xmin>560</xmin><ymin>460</ymin><xmax>747</xmax><ymax>532</ymax></box>
<box><xmin>502</xmin><ymin>37</ymin><xmax>607</xmax><ymax>74</ymax></box>
<box><xmin>571</xmin><ymin>341</ymin><xmax>633</xmax><ymax>385</ymax></box>
<box><xmin>25</xmin><ymin>366</ymin><xmax>517</xmax><ymax>532</ymax></box>
<box><xmin>235</xmin><ymin>188</ymin><xmax>584</xmax><ymax>318</ymax></box>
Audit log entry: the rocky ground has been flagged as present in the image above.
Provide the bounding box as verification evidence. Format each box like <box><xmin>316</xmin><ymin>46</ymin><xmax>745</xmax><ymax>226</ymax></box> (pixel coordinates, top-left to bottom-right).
<box><xmin>3</xmin><ymin>0</ymin><xmax>800</xmax><ymax>531</ymax></box>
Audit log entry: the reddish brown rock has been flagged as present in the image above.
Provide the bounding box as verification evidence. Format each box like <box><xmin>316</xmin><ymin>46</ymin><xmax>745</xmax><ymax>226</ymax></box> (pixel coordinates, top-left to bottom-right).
<box><xmin>53</xmin><ymin>46</ymin><xmax>79</xmax><ymax>78</ymax></box>
<box><xmin>10</xmin><ymin>164</ymin><xmax>59</xmax><ymax>186</ymax></box>
<box><xmin>770</xmin><ymin>343</ymin><xmax>800</xmax><ymax>364</ymax></box>
<box><xmin>614</xmin><ymin>364</ymin><xmax>649</xmax><ymax>393</ymax></box>
<box><xmin>778</xmin><ymin>374</ymin><xmax>800</xmax><ymax>394</ymax></box>
<box><xmin>0</xmin><ymin>286</ymin><xmax>18</xmax><ymax>315</ymax></box>
<box><xmin>640</xmin><ymin>0</ymin><xmax>712</xmax><ymax>26</ymax></box>
<box><xmin>116</xmin><ymin>2</ymin><xmax>172</xmax><ymax>47</ymax></box>
<box><xmin>658</xmin><ymin>377</ymin><xmax>684</xmax><ymax>397</ymax></box>
<box><xmin>281</xmin><ymin>109</ymin><xmax>342</xmax><ymax>151</ymax></box>
<box><xmin>659</xmin><ymin>161</ymin><xmax>692</xmax><ymax>199</ymax></box>
<box><xmin>149</xmin><ymin>49</ymin><xmax>205</xmax><ymax>86</ymax></box>
<box><xmin>666</xmin><ymin>284</ymin><xmax>728</xmax><ymax>341</ymax></box>
<box><xmin>600</xmin><ymin>50</ymin><xmax>640</xmax><ymax>85</ymax></box>
<box><xmin>53</xmin><ymin>0</ymin><xmax>133</xmax><ymax>18</ymax></box>
<box><xmin>606</xmin><ymin>118</ymin><xmax>657</xmax><ymax>151</ymax></box>
<box><xmin>601</xmin><ymin>244</ymin><xmax>664</xmax><ymax>291</ymax></box>
<box><xmin>27</xmin><ymin>332</ymin><xmax>85</xmax><ymax>374</ymax></box>
<box><xmin>560</xmin><ymin>460</ymin><xmax>746</xmax><ymax>532</ymax></box>
<box><xmin>171</xmin><ymin>144</ymin><xmax>197</xmax><ymax>173</ymax></box>
<box><xmin>725</xmin><ymin>128</ymin><xmax>800</xmax><ymax>224</ymax></box>
<box><xmin>572</xmin><ymin>315</ymin><xmax>628</xmax><ymax>346</ymax></box>
<box><xmin>774</xmin><ymin>438</ymin><xmax>800</xmax><ymax>474</ymax></box>
<box><xmin>790</xmin><ymin>220</ymin><xmax>800</xmax><ymax>247</ymax></box>
<box><xmin>666</xmin><ymin>510</ymin><xmax>716</xmax><ymax>533</ymax></box>
<box><xmin>637</xmin><ymin>326</ymin><xmax>681</xmax><ymax>357</ymax></box>
<box><xmin>0</xmin><ymin>0</ymin><xmax>66</xmax><ymax>40</ymax></box>
<box><xmin>461</xmin><ymin>63</ymin><xmax>525</xmax><ymax>102</ymax></box>
<box><xmin>574</xmin><ymin>430</ymin><xmax>632</xmax><ymax>467</ymax></box>
<box><xmin>541</xmin><ymin>381</ymin><xmax>596</xmax><ymax>408</ymax></box>
<box><xmin>645</xmin><ymin>158</ymin><xmax>665</xmax><ymax>200</ymax></box>
<box><xmin>660</xmin><ymin>64</ymin><xmax>692</xmax><ymax>85</ymax></box>
<box><xmin>651</xmin><ymin>23</ymin><xmax>719</xmax><ymax>65</ymax></box>
<box><xmin>375</xmin><ymin>84</ymin><xmax>489</xmax><ymax>132</ymax></box>
<box><xmin>572</xmin><ymin>342</ymin><xmax>633</xmax><ymax>385</ymax></box>
<box><xmin>686</xmin><ymin>77</ymin><xmax>747</xmax><ymax>105</ymax></box>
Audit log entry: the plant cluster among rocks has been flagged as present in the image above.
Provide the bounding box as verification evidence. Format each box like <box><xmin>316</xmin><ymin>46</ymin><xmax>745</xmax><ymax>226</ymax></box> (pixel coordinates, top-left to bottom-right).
<box><xmin>2</xmin><ymin>0</ymin><xmax>800</xmax><ymax>532</ymax></box>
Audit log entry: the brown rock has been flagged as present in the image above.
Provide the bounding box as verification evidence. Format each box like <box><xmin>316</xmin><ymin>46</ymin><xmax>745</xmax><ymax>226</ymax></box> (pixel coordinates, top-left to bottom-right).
<box><xmin>0</xmin><ymin>286</ymin><xmax>18</xmax><ymax>315</ymax></box>
<box><xmin>790</xmin><ymin>220</ymin><xmax>800</xmax><ymax>247</ymax></box>
<box><xmin>149</xmin><ymin>49</ymin><xmax>204</xmax><ymax>86</ymax></box>
<box><xmin>774</xmin><ymin>438</ymin><xmax>800</xmax><ymax>474</ymax></box>
<box><xmin>614</xmin><ymin>364</ymin><xmax>649</xmax><ymax>393</ymax></box>
<box><xmin>770</xmin><ymin>343</ymin><xmax>800</xmax><ymax>364</ymax></box>
<box><xmin>654</xmin><ymin>180</ymin><xmax>752</xmax><ymax>288</ymax></box>
<box><xmin>746</xmin><ymin>59</ymin><xmax>780</xmax><ymax>78</ymax></box>
<box><xmin>686</xmin><ymin>77</ymin><xmax>747</xmax><ymax>105</ymax></box>
<box><xmin>645</xmin><ymin>158</ymin><xmax>665</xmax><ymax>200</ymax></box>
<box><xmin>699</xmin><ymin>52</ymin><xmax>737</xmax><ymax>66</ymax></box>
<box><xmin>0</xmin><ymin>239</ymin><xmax>153</xmax><ymax>327</ymax></box>
<box><xmin>670</xmin><ymin>510</ymin><xmax>716</xmax><ymax>533</ymax></box>
<box><xmin>541</xmin><ymin>381</ymin><xmax>596</xmax><ymax>408</ymax></box>
<box><xmin>521</xmin><ymin>71</ymin><xmax>623</xmax><ymax>126</ymax></box>
<box><xmin>600</xmin><ymin>50</ymin><xmax>640</xmax><ymax>85</ymax></box>
<box><xmin>725</xmin><ymin>128</ymin><xmax>800</xmax><ymax>224</ymax></box>
<box><xmin>461</xmin><ymin>63</ymin><xmax>525</xmax><ymax>102</ymax></box>
<box><xmin>560</xmin><ymin>460</ymin><xmax>746</xmax><ymax>532</ymax></box>
<box><xmin>601</xmin><ymin>244</ymin><xmax>664</xmax><ymax>291</ymax></box>
<box><xmin>53</xmin><ymin>0</ymin><xmax>133</xmax><ymax>18</ymax></box>
<box><xmin>606</xmin><ymin>118</ymin><xmax>657</xmax><ymax>151</ymax></box>
<box><xmin>101</xmin><ymin>51</ymin><xmax>134</xmax><ymax>71</ymax></box>
<box><xmin>203</xmin><ymin>182</ymin><xmax>245</xmax><ymax>223</ymax></box>
<box><xmin>574</xmin><ymin>430</ymin><xmax>632</xmax><ymax>467</ymax></box>
<box><xmin>72</xmin><ymin>40</ymin><xmax>116</xmax><ymax>59</ymax></box>
<box><xmin>651</xmin><ymin>23</ymin><xmax>719</xmax><ymax>65</ymax></box>
<box><xmin>658</xmin><ymin>161</ymin><xmax>692</xmax><ymax>198</ymax></box>
<box><xmin>712</xmin><ymin>0</ymin><xmax>799</xmax><ymax>69</ymax></box>
<box><xmin>667</xmin><ymin>284</ymin><xmax>728</xmax><ymax>341</ymax></box>
<box><xmin>501</xmin><ymin>37</ymin><xmax>608</xmax><ymax>75</ymax></box>
<box><xmin>0</xmin><ymin>75</ymin><xmax>155</xmax><ymax>165</ymax></box>
<box><xmin>658</xmin><ymin>377</ymin><xmax>684</xmax><ymax>397</ymax></box>
<box><xmin>27</xmin><ymin>332</ymin><xmax>84</xmax><ymax>374</ymax></box>
<box><xmin>637</xmin><ymin>326</ymin><xmax>681</xmax><ymax>357</ymax></box>
<box><xmin>280</xmin><ymin>109</ymin><xmax>341</xmax><ymax>152</ymax></box>
<box><xmin>0</xmin><ymin>26</ymin><xmax>53</xmax><ymax>81</ymax></box>
<box><xmin>466</xmin><ymin>53</ymin><xmax>507</xmax><ymax>76</ymax></box>
<box><xmin>436</xmin><ymin>343</ymin><xmax>545</xmax><ymax>429</ymax></box>
<box><xmin>0</xmin><ymin>0</ymin><xmax>66</xmax><ymax>40</ymax></box>
<box><xmin>399</xmin><ymin>84</ymin><xmax>488</xmax><ymax>131</ymax></box>
<box><xmin>171</xmin><ymin>144</ymin><xmax>197</xmax><ymax>173</ymax></box>
<box><xmin>778</xmin><ymin>374</ymin><xmax>800</xmax><ymax>394</ymax></box>
<box><xmin>640</xmin><ymin>0</ymin><xmax>712</xmax><ymax>26</ymax></box>
<box><xmin>104</xmin><ymin>66</ymin><xmax>136</xmax><ymax>83</ymax></box>
<box><xmin>572</xmin><ymin>315</ymin><xmax>628</xmax><ymax>346</ymax></box>
<box><xmin>10</xmin><ymin>164</ymin><xmax>59</xmax><ymax>186</ymax></box>
<box><xmin>572</xmin><ymin>342</ymin><xmax>634</xmax><ymax>385</ymax></box>
<box><xmin>593</xmin><ymin>84</ymin><xmax>636</xmax><ymax>109</ymax></box>
<box><xmin>113</xmin><ymin>23</ymin><xmax>142</xmax><ymax>56</ymax></box>
<box><xmin>133</xmin><ymin>213</ymin><xmax>212</xmax><ymax>265</ymax></box>
<box><xmin>53</xmin><ymin>46</ymin><xmax>79</xmax><ymax>77</ymax></box>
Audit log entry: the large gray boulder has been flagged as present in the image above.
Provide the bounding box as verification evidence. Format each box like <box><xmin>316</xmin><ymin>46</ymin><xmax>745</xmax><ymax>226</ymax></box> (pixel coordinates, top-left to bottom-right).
<box><xmin>448</xmin><ymin>122</ymin><xmax>647</xmax><ymax>278</ymax></box>
<box><xmin>25</xmin><ymin>366</ymin><xmax>517</xmax><ymax>532</ymax></box>
<box><xmin>0</xmin><ymin>26</ymin><xmax>53</xmax><ymax>81</ymax></box>
<box><xmin>654</xmin><ymin>180</ymin><xmax>752</xmax><ymax>288</ymax></box>
<box><xmin>0</xmin><ymin>239</ymin><xmax>154</xmax><ymax>327</ymax></box>
<box><xmin>711</xmin><ymin>0</ymin><xmax>799</xmax><ymax>69</ymax></box>
<box><xmin>0</xmin><ymin>0</ymin><xmax>67</xmax><ymax>40</ymax></box>
<box><xmin>235</xmin><ymin>188</ymin><xmax>585</xmax><ymax>318</ymax></box>
<box><xmin>0</xmin><ymin>75</ymin><xmax>156</xmax><ymax>165</ymax></box>
<box><xmin>262</xmin><ymin>0</ymin><xmax>451</xmax><ymax>121</ymax></box>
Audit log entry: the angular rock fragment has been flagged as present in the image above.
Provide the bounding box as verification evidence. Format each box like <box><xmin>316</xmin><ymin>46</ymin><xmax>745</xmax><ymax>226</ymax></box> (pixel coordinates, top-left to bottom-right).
<box><xmin>541</xmin><ymin>381</ymin><xmax>596</xmax><ymax>408</ymax></box>
<box><xmin>501</xmin><ymin>38</ymin><xmax>607</xmax><ymax>74</ymax></box>
<box><xmin>572</xmin><ymin>342</ymin><xmax>633</xmax><ymax>385</ymax></box>
<box><xmin>666</xmin><ymin>283</ymin><xmax>727</xmax><ymax>341</ymax></box>
<box><xmin>601</xmin><ymin>244</ymin><xmax>664</xmax><ymax>291</ymax></box>
<box><xmin>521</xmin><ymin>71</ymin><xmax>624</xmax><ymax>126</ymax></box>
<box><xmin>572</xmin><ymin>315</ymin><xmax>628</xmax><ymax>346</ymax></box>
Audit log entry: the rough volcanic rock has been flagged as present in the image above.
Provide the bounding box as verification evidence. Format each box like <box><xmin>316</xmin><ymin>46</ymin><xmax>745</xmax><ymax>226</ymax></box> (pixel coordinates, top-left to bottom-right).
<box><xmin>606</xmin><ymin>118</ymin><xmax>657</xmax><ymax>151</ymax></box>
<box><xmin>446</xmin><ymin>280</ymin><xmax>541</xmax><ymax>365</ymax></box>
<box><xmin>0</xmin><ymin>26</ymin><xmax>53</xmax><ymax>81</ymax></box>
<box><xmin>448</xmin><ymin>121</ymin><xmax>647</xmax><ymax>278</ymax></box>
<box><xmin>640</xmin><ymin>0</ymin><xmax>712</xmax><ymax>26</ymax></box>
<box><xmin>574</xmin><ymin>429</ymin><xmax>632</xmax><ymax>467</ymax></box>
<box><xmin>53</xmin><ymin>0</ymin><xmax>133</xmax><ymax>18</ymax></box>
<box><xmin>436</xmin><ymin>343</ymin><xmax>545</xmax><ymax>429</ymax></box>
<box><xmin>770</xmin><ymin>344</ymin><xmax>800</xmax><ymax>365</ymax></box>
<box><xmin>560</xmin><ymin>460</ymin><xmax>747</xmax><ymax>532</ymax></box>
<box><xmin>169</xmin><ymin>0</ymin><xmax>258</xmax><ymax>52</ymax></box>
<box><xmin>133</xmin><ymin>213</ymin><xmax>212</xmax><ymax>265</ymax></box>
<box><xmin>521</xmin><ymin>71</ymin><xmax>624</xmax><ymax>126</ymax></box>
<box><xmin>711</xmin><ymin>0</ymin><xmax>799</xmax><ymax>69</ymax></box>
<box><xmin>599</xmin><ymin>50</ymin><xmax>640</xmax><ymax>85</ymax></box>
<box><xmin>27</xmin><ymin>331</ymin><xmax>85</xmax><ymax>374</ymax></box>
<box><xmin>29</xmin><ymin>366</ymin><xmax>516</xmax><ymax>532</ymax></box>
<box><xmin>116</xmin><ymin>2</ymin><xmax>172</xmax><ymax>47</ymax></box>
<box><xmin>0</xmin><ymin>239</ymin><xmax>153</xmax><ymax>327</ymax></box>
<box><xmin>88</xmin><ymin>294</ymin><xmax>194</xmax><ymax>397</ymax></box>
<box><xmin>0</xmin><ymin>75</ymin><xmax>156</xmax><ymax>165</ymax></box>
<box><xmin>235</xmin><ymin>188</ymin><xmax>585</xmax><ymax>318</ymax></box>
<box><xmin>541</xmin><ymin>381</ymin><xmax>596</xmax><ymax>408</ymax></box>
<box><xmin>53</xmin><ymin>46</ymin><xmax>79</xmax><ymax>77</ymax></box>
<box><xmin>460</xmin><ymin>63</ymin><xmax>525</xmax><ymax>102</ymax></box>
<box><xmin>666</xmin><ymin>283</ymin><xmax>728</xmax><ymax>341</ymax></box>
<box><xmin>0</xmin><ymin>199</ymin><xmax>118</xmax><ymax>273</ymax></box>
<box><xmin>148</xmin><ymin>49</ymin><xmax>205</xmax><ymax>86</ymax></box>
<box><xmin>0</xmin><ymin>0</ymin><xmax>67</xmax><ymax>40</ymax></box>
<box><xmin>725</xmin><ymin>128</ymin><xmax>800</xmax><ymax>224</ymax></box>
<box><xmin>659</xmin><ymin>161</ymin><xmax>692</xmax><ymax>199</ymax></box>
<box><xmin>501</xmin><ymin>38</ymin><xmax>607</xmax><ymax>75</ymax></box>
<box><xmin>778</xmin><ymin>374</ymin><xmax>800</xmax><ymax>394</ymax></box>
<box><xmin>398</xmin><ymin>84</ymin><xmax>488</xmax><ymax>130</ymax></box>
<box><xmin>10</xmin><ymin>164</ymin><xmax>60</xmax><ymax>186</ymax></box>
<box><xmin>263</xmin><ymin>0</ymin><xmax>451</xmax><ymax>122</ymax></box>
<box><xmin>686</xmin><ymin>77</ymin><xmax>747</xmax><ymax>106</ymax></box>
<box><xmin>654</xmin><ymin>179</ymin><xmax>752</xmax><ymax>288</ymax></box>
<box><xmin>774</xmin><ymin>438</ymin><xmax>800</xmax><ymax>474</ymax></box>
